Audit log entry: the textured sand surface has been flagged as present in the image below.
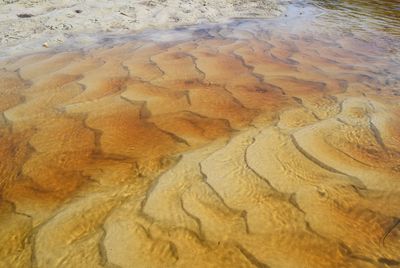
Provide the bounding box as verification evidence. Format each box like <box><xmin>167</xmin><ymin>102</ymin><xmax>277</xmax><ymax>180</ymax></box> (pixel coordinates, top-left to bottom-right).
<box><xmin>1</xmin><ymin>14</ymin><xmax>400</xmax><ymax>268</ymax></box>
<box><xmin>0</xmin><ymin>0</ymin><xmax>283</xmax><ymax>56</ymax></box>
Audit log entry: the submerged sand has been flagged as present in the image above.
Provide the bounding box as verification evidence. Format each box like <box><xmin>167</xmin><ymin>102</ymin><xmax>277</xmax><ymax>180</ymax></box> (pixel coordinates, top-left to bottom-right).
<box><xmin>0</xmin><ymin>0</ymin><xmax>284</xmax><ymax>56</ymax></box>
<box><xmin>0</xmin><ymin>10</ymin><xmax>400</xmax><ymax>267</ymax></box>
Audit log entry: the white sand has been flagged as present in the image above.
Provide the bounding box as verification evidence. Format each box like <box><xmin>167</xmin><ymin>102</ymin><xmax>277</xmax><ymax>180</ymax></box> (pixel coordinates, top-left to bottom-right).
<box><xmin>0</xmin><ymin>0</ymin><xmax>284</xmax><ymax>56</ymax></box>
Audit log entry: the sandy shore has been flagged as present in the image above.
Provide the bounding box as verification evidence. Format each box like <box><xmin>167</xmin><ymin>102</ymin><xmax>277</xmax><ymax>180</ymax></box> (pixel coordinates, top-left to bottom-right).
<box><xmin>0</xmin><ymin>0</ymin><xmax>284</xmax><ymax>56</ymax></box>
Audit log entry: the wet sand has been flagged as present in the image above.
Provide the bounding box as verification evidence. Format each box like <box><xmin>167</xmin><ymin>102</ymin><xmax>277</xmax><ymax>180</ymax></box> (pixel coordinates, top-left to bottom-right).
<box><xmin>0</xmin><ymin>0</ymin><xmax>283</xmax><ymax>57</ymax></box>
<box><xmin>1</xmin><ymin>2</ymin><xmax>400</xmax><ymax>268</ymax></box>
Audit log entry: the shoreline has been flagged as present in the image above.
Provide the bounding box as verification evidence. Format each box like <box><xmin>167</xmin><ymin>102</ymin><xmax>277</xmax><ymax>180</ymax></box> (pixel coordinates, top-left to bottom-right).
<box><xmin>0</xmin><ymin>0</ymin><xmax>286</xmax><ymax>57</ymax></box>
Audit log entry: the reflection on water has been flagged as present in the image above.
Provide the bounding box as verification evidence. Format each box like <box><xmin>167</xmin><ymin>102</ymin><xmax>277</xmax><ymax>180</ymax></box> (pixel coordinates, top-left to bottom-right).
<box><xmin>311</xmin><ymin>0</ymin><xmax>400</xmax><ymax>36</ymax></box>
<box><xmin>0</xmin><ymin>1</ymin><xmax>400</xmax><ymax>268</ymax></box>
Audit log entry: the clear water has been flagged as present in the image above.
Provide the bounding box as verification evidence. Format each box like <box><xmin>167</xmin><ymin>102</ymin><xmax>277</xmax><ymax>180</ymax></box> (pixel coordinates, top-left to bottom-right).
<box><xmin>0</xmin><ymin>1</ymin><xmax>399</xmax><ymax>267</ymax></box>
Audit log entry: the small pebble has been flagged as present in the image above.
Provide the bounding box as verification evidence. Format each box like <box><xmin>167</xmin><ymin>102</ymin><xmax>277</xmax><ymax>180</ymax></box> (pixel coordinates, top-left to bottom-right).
<box><xmin>42</xmin><ymin>42</ymin><xmax>49</xmax><ymax>48</ymax></box>
<box><xmin>17</xmin><ymin>13</ymin><xmax>33</xmax><ymax>18</ymax></box>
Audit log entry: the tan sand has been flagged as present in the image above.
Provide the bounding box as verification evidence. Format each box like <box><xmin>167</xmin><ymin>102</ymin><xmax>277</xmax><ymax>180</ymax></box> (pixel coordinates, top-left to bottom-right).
<box><xmin>0</xmin><ymin>0</ymin><xmax>284</xmax><ymax>56</ymax></box>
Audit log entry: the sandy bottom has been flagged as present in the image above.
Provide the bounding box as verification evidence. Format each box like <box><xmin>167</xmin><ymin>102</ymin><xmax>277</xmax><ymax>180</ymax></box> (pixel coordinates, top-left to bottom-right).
<box><xmin>0</xmin><ymin>10</ymin><xmax>400</xmax><ymax>268</ymax></box>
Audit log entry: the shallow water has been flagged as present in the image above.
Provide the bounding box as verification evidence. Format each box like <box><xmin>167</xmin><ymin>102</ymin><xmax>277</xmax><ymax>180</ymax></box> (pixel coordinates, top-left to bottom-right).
<box><xmin>311</xmin><ymin>0</ymin><xmax>400</xmax><ymax>37</ymax></box>
<box><xmin>0</xmin><ymin>2</ymin><xmax>399</xmax><ymax>268</ymax></box>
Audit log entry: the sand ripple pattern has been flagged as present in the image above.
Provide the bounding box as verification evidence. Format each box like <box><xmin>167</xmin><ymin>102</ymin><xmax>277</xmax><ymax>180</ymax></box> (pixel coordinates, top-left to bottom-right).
<box><xmin>0</xmin><ymin>20</ymin><xmax>399</xmax><ymax>267</ymax></box>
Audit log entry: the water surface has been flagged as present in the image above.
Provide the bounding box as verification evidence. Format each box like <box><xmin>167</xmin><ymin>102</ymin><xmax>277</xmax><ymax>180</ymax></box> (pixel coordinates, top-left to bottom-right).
<box><xmin>311</xmin><ymin>0</ymin><xmax>400</xmax><ymax>36</ymax></box>
<box><xmin>0</xmin><ymin>1</ymin><xmax>399</xmax><ymax>267</ymax></box>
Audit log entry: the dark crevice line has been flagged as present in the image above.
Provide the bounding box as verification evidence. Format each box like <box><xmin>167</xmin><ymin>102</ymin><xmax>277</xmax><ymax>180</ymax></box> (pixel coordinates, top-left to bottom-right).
<box><xmin>197</xmin><ymin>161</ymin><xmax>233</xmax><ymax>210</ymax></box>
<box><xmin>288</xmin><ymin>193</ymin><xmax>305</xmax><ymax>214</ymax></box>
<box><xmin>336</xmin><ymin>117</ymin><xmax>349</xmax><ymax>126</ymax></box>
<box><xmin>231</xmin><ymin>50</ymin><xmax>262</xmax><ymax>82</ymax></box>
<box><xmin>329</xmin><ymin>140</ymin><xmax>376</xmax><ymax>168</ymax></box>
<box><xmin>270</xmin><ymin>50</ymin><xmax>299</xmax><ymax>66</ymax></box>
<box><xmin>0</xmin><ymin>202</ymin><xmax>32</xmax><ymax>265</ymax></box>
<box><xmin>338</xmin><ymin>242</ymin><xmax>378</xmax><ymax>265</ymax></box>
<box><xmin>65</xmin><ymin>57</ymin><xmax>107</xmax><ymax>100</ymax></box>
<box><xmin>381</xmin><ymin>218</ymin><xmax>400</xmax><ymax>247</ymax></box>
<box><xmin>0</xmin><ymin>111</ymin><xmax>12</xmax><ymax>134</ymax></box>
<box><xmin>291</xmin><ymin>95</ymin><xmax>322</xmax><ymax>120</ymax></box>
<box><xmin>27</xmin><ymin>204</ymin><xmax>71</xmax><ymax>268</ymax></box>
<box><xmin>76</xmin><ymin>81</ymin><xmax>87</xmax><ymax>93</ymax></box>
<box><xmin>121</xmin><ymin>63</ymin><xmax>131</xmax><ymax>80</ymax></box>
<box><xmin>98</xmin><ymin>195</ymin><xmax>133</xmax><ymax>268</ymax></box>
<box><xmin>139</xmin><ymin>155</ymin><xmax>183</xmax><ymax>216</ymax></box>
<box><xmin>15</xmin><ymin>67</ymin><xmax>33</xmax><ymax>88</ymax></box>
<box><xmin>378</xmin><ymin>257</ymin><xmax>400</xmax><ymax>266</ymax></box>
<box><xmin>78</xmin><ymin>170</ymin><xmax>101</xmax><ymax>186</ymax></box>
<box><xmin>198</xmin><ymin>161</ymin><xmax>249</xmax><ymax>233</ymax></box>
<box><xmin>180</xmin><ymin>117</ymin><xmax>206</xmax><ymax>136</ymax></box>
<box><xmin>221</xmin><ymin>84</ymin><xmax>257</xmax><ymax>113</ymax></box>
<box><xmin>119</xmin><ymin>59</ymin><xmax>133</xmax><ymax>85</ymax></box>
<box><xmin>290</xmin><ymin>134</ymin><xmax>366</xmax><ymax>188</ymax></box>
<box><xmin>179</xmin><ymin>196</ymin><xmax>204</xmax><ymax>239</ymax></box>
<box><xmin>232</xmin><ymin>50</ymin><xmax>287</xmax><ymax>96</ymax></box>
<box><xmin>310</xmin><ymin>110</ymin><xmax>321</xmax><ymax>121</ymax></box>
<box><xmin>119</xmin><ymin>95</ymin><xmax>151</xmax><ymax>119</ymax></box>
<box><xmin>184</xmin><ymin>110</ymin><xmax>237</xmax><ymax>131</ymax></box>
<box><xmin>148</xmin><ymin>52</ymin><xmax>167</xmax><ymax>81</ymax></box>
<box><xmin>243</xmin><ymin>134</ymin><xmax>284</xmax><ymax>194</ymax></box>
<box><xmin>181</xmin><ymin>52</ymin><xmax>208</xmax><ymax>83</ymax></box>
<box><xmin>33</xmin><ymin>193</ymin><xmax>126</xmax><ymax>267</ymax></box>
<box><xmin>120</xmin><ymin>46</ymin><xmax>145</xmax><ymax>77</ymax></box>
<box><xmin>81</xmin><ymin>113</ymin><xmax>103</xmax><ymax>156</ymax></box>
<box><xmin>241</xmin><ymin>210</ymin><xmax>250</xmax><ymax>234</ymax></box>
<box><xmin>130</xmin><ymin>80</ymin><xmax>227</xmax><ymax>133</ymax></box>
<box><xmin>105</xmin><ymin>63</ymin><xmax>131</xmax><ymax>96</ymax></box>
<box><xmin>235</xmin><ymin>244</ymin><xmax>270</xmax><ymax>268</ymax></box>
<box><xmin>368</xmin><ymin>117</ymin><xmax>387</xmax><ymax>152</ymax></box>
<box><xmin>288</xmin><ymin>193</ymin><xmax>329</xmax><ymax>240</ymax></box>
<box><xmin>292</xmin><ymin>96</ymin><xmax>303</xmax><ymax>105</ymax></box>
<box><xmin>1</xmin><ymin>126</ymin><xmax>39</xmax><ymax>193</ymax></box>
<box><xmin>56</xmin><ymin>110</ymin><xmax>136</xmax><ymax>163</ymax></box>
<box><xmin>120</xmin><ymin>95</ymin><xmax>190</xmax><ymax>146</ymax></box>
<box><xmin>98</xmin><ymin>226</ymin><xmax>118</xmax><ymax>268</ymax></box>
<box><xmin>150</xmin><ymin>121</ymin><xmax>190</xmax><ymax>146</ymax></box>
<box><xmin>182</xmin><ymin>90</ymin><xmax>191</xmax><ymax>105</ymax></box>
<box><xmin>135</xmin><ymin>222</ymin><xmax>153</xmax><ymax>240</ymax></box>
<box><xmin>29</xmin><ymin>226</ymin><xmax>39</xmax><ymax>268</ymax></box>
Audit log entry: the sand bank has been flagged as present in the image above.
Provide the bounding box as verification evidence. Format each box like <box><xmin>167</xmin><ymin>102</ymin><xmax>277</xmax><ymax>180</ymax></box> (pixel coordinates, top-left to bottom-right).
<box><xmin>0</xmin><ymin>0</ymin><xmax>284</xmax><ymax>56</ymax></box>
